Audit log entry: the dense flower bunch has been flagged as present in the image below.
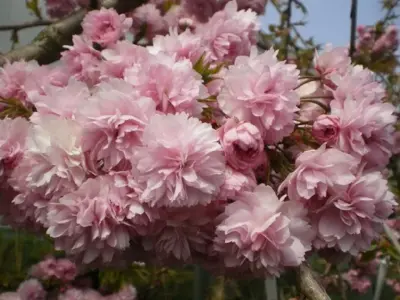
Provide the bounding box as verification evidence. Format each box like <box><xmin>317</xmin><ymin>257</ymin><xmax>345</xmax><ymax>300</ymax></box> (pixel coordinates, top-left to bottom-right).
<box><xmin>0</xmin><ymin>257</ymin><xmax>137</xmax><ymax>300</ymax></box>
<box><xmin>355</xmin><ymin>24</ymin><xmax>399</xmax><ymax>55</ymax></box>
<box><xmin>0</xmin><ymin>0</ymin><xmax>397</xmax><ymax>278</ymax></box>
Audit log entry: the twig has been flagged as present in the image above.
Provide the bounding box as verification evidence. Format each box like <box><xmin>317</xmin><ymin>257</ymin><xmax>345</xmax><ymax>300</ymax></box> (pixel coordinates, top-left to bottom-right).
<box><xmin>0</xmin><ymin>0</ymin><xmax>145</xmax><ymax>66</ymax></box>
<box><xmin>383</xmin><ymin>223</ymin><xmax>400</xmax><ymax>256</ymax></box>
<box><xmin>295</xmin><ymin>77</ymin><xmax>320</xmax><ymax>90</ymax></box>
<box><xmin>296</xmin><ymin>263</ymin><xmax>331</xmax><ymax>300</ymax></box>
<box><xmin>284</xmin><ymin>0</ymin><xmax>293</xmax><ymax>60</ymax></box>
<box><xmin>349</xmin><ymin>0</ymin><xmax>358</xmax><ymax>57</ymax></box>
<box><xmin>300</xmin><ymin>100</ymin><xmax>329</xmax><ymax>112</ymax></box>
<box><xmin>0</xmin><ymin>20</ymin><xmax>53</xmax><ymax>31</ymax></box>
<box><xmin>271</xmin><ymin>0</ymin><xmax>308</xmax><ymax>47</ymax></box>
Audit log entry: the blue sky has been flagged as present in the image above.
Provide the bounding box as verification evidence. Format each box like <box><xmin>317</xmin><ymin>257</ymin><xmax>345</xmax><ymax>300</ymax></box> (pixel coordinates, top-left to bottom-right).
<box><xmin>260</xmin><ymin>0</ymin><xmax>400</xmax><ymax>47</ymax></box>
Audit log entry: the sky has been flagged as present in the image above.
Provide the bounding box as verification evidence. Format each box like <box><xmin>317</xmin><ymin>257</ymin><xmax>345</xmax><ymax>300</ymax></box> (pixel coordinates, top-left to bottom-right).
<box><xmin>0</xmin><ymin>0</ymin><xmax>399</xmax><ymax>54</ymax></box>
<box><xmin>260</xmin><ymin>0</ymin><xmax>400</xmax><ymax>48</ymax></box>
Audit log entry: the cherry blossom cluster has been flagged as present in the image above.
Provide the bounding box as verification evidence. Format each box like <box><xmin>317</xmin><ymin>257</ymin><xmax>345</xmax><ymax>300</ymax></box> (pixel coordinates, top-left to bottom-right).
<box><xmin>356</xmin><ymin>24</ymin><xmax>399</xmax><ymax>55</ymax></box>
<box><xmin>0</xmin><ymin>0</ymin><xmax>397</xmax><ymax>278</ymax></box>
<box><xmin>0</xmin><ymin>256</ymin><xmax>137</xmax><ymax>300</ymax></box>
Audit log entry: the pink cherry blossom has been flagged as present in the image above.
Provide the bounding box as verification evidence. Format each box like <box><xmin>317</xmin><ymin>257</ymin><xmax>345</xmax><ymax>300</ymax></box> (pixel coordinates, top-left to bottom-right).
<box><xmin>131</xmin><ymin>4</ymin><xmax>167</xmax><ymax>42</ymax></box>
<box><xmin>47</xmin><ymin>174</ymin><xmax>151</xmax><ymax>264</ymax></box>
<box><xmin>312</xmin><ymin>115</ymin><xmax>340</xmax><ymax>145</ymax></box>
<box><xmin>29</xmin><ymin>257</ymin><xmax>58</xmax><ymax>280</ymax></box>
<box><xmin>214</xmin><ymin>184</ymin><xmax>312</xmax><ymax>276</ymax></box>
<box><xmin>124</xmin><ymin>56</ymin><xmax>208</xmax><ymax>117</ymax></box>
<box><xmin>330</xmin><ymin>65</ymin><xmax>386</xmax><ymax>108</ymax></box>
<box><xmin>148</xmin><ymin>28</ymin><xmax>206</xmax><ymax>64</ymax></box>
<box><xmin>218</xmin><ymin>165</ymin><xmax>257</xmax><ymax>201</ymax></box>
<box><xmin>330</xmin><ymin>96</ymin><xmax>396</xmax><ymax>169</ymax></box>
<box><xmin>133</xmin><ymin>113</ymin><xmax>225</xmax><ymax>208</ymax></box>
<box><xmin>106</xmin><ymin>285</ymin><xmax>137</xmax><ymax>300</ymax></box>
<box><xmin>182</xmin><ymin>0</ymin><xmax>219</xmax><ymax>23</ymax></box>
<box><xmin>10</xmin><ymin>115</ymin><xmax>86</xmax><ymax>200</ymax></box>
<box><xmin>17</xmin><ymin>279</ymin><xmax>46</xmax><ymax>300</ymax></box>
<box><xmin>218</xmin><ymin>47</ymin><xmax>300</xmax><ymax>143</ymax></box>
<box><xmin>314</xmin><ymin>44</ymin><xmax>351</xmax><ymax>78</ymax></box>
<box><xmin>61</xmin><ymin>35</ymin><xmax>102</xmax><ymax>86</ymax></box>
<box><xmin>58</xmin><ymin>289</ymin><xmax>85</xmax><ymax>300</ymax></box>
<box><xmin>54</xmin><ymin>258</ymin><xmax>78</xmax><ymax>282</ymax></box>
<box><xmin>0</xmin><ymin>118</ymin><xmax>30</xmax><ymax>181</ymax></box>
<box><xmin>28</xmin><ymin>78</ymin><xmax>90</xmax><ymax>118</ymax></box>
<box><xmin>143</xmin><ymin>204</ymin><xmax>219</xmax><ymax>262</ymax></box>
<box><xmin>82</xmin><ymin>8</ymin><xmax>132</xmax><ymax>47</ymax></box>
<box><xmin>197</xmin><ymin>1</ymin><xmax>259</xmax><ymax>63</ymax></box>
<box><xmin>218</xmin><ymin>118</ymin><xmax>264</xmax><ymax>171</ymax></box>
<box><xmin>344</xmin><ymin>269</ymin><xmax>371</xmax><ymax>293</ymax></box>
<box><xmin>45</xmin><ymin>0</ymin><xmax>77</xmax><ymax>19</ymax></box>
<box><xmin>101</xmin><ymin>41</ymin><xmax>152</xmax><ymax>79</ymax></box>
<box><xmin>79</xmin><ymin>79</ymin><xmax>156</xmax><ymax>174</ymax></box>
<box><xmin>313</xmin><ymin>171</ymin><xmax>396</xmax><ymax>254</ymax></box>
<box><xmin>387</xmin><ymin>279</ymin><xmax>400</xmax><ymax>294</ymax></box>
<box><xmin>236</xmin><ymin>0</ymin><xmax>267</xmax><ymax>14</ymax></box>
<box><xmin>279</xmin><ymin>144</ymin><xmax>359</xmax><ymax>202</ymax></box>
<box><xmin>163</xmin><ymin>5</ymin><xmax>194</xmax><ymax>30</ymax></box>
<box><xmin>0</xmin><ymin>60</ymin><xmax>40</xmax><ymax>104</ymax></box>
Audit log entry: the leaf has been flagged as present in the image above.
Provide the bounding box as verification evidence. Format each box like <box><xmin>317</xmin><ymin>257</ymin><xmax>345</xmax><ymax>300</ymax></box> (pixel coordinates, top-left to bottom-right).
<box><xmin>25</xmin><ymin>0</ymin><xmax>43</xmax><ymax>20</ymax></box>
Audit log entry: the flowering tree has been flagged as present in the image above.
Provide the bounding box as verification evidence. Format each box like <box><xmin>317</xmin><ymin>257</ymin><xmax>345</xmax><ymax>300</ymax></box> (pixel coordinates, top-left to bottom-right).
<box><xmin>0</xmin><ymin>0</ymin><xmax>399</xmax><ymax>299</ymax></box>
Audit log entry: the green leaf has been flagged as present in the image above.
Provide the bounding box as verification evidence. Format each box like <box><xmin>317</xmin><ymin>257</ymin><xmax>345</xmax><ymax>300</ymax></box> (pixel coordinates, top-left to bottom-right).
<box><xmin>25</xmin><ymin>0</ymin><xmax>43</xmax><ymax>20</ymax></box>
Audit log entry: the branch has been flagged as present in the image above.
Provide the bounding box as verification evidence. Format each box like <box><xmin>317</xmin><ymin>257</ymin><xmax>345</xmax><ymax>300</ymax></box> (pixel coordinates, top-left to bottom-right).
<box><xmin>349</xmin><ymin>0</ymin><xmax>358</xmax><ymax>57</ymax></box>
<box><xmin>271</xmin><ymin>0</ymin><xmax>309</xmax><ymax>48</ymax></box>
<box><xmin>284</xmin><ymin>0</ymin><xmax>293</xmax><ymax>60</ymax></box>
<box><xmin>0</xmin><ymin>20</ymin><xmax>53</xmax><ymax>31</ymax></box>
<box><xmin>296</xmin><ymin>263</ymin><xmax>331</xmax><ymax>300</ymax></box>
<box><xmin>0</xmin><ymin>0</ymin><xmax>145</xmax><ymax>66</ymax></box>
<box><xmin>0</xmin><ymin>9</ymin><xmax>87</xmax><ymax>66</ymax></box>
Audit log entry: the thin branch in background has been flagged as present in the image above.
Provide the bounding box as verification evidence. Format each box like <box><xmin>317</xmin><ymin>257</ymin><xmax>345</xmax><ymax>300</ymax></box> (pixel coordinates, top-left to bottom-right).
<box><xmin>270</xmin><ymin>0</ymin><xmax>308</xmax><ymax>47</ymax></box>
<box><xmin>0</xmin><ymin>20</ymin><xmax>53</xmax><ymax>31</ymax></box>
<box><xmin>283</xmin><ymin>0</ymin><xmax>293</xmax><ymax>60</ymax></box>
<box><xmin>383</xmin><ymin>223</ymin><xmax>400</xmax><ymax>256</ymax></box>
<box><xmin>0</xmin><ymin>0</ymin><xmax>146</xmax><ymax>66</ymax></box>
<box><xmin>349</xmin><ymin>0</ymin><xmax>358</xmax><ymax>57</ymax></box>
<box><xmin>381</xmin><ymin>0</ymin><xmax>400</xmax><ymax>24</ymax></box>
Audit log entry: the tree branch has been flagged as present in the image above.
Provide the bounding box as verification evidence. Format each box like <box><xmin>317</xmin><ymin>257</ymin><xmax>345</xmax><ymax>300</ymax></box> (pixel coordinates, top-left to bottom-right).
<box><xmin>0</xmin><ymin>0</ymin><xmax>145</xmax><ymax>66</ymax></box>
<box><xmin>296</xmin><ymin>263</ymin><xmax>331</xmax><ymax>300</ymax></box>
<box><xmin>283</xmin><ymin>0</ymin><xmax>293</xmax><ymax>60</ymax></box>
<box><xmin>0</xmin><ymin>20</ymin><xmax>53</xmax><ymax>31</ymax></box>
<box><xmin>349</xmin><ymin>0</ymin><xmax>358</xmax><ymax>57</ymax></box>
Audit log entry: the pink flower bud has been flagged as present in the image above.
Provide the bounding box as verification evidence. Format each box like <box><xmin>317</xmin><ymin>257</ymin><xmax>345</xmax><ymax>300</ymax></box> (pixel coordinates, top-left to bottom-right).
<box><xmin>312</xmin><ymin>115</ymin><xmax>340</xmax><ymax>145</ymax></box>
<box><xmin>218</xmin><ymin>118</ymin><xmax>264</xmax><ymax>171</ymax></box>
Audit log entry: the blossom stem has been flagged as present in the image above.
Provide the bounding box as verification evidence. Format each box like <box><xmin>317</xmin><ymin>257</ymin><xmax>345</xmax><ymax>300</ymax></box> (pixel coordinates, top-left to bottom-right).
<box><xmin>383</xmin><ymin>223</ymin><xmax>400</xmax><ymax>256</ymax></box>
<box><xmin>349</xmin><ymin>0</ymin><xmax>358</xmax><ymax>57</ymax></box>
<box><xmin>295</xmin><ymin>77</ymin><xmax>321</xmax><ymax>90</ymax></box>
<box><xmin>300</xmin><ymin>100</ymin><xmax>330</xmax><ymax>113</ymax></box>
<box><xmin>0</xmin><ymin>20</ymin><xmax>53</xmax><ymax>31</ymax></box>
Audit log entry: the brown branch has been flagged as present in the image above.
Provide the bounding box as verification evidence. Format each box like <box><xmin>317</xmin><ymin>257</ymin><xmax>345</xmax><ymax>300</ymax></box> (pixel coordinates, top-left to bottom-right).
<box><xmin>0</xmin><ymin>0</ymin><xmax>145</xmax><ymax>66</ymax></box>
<box><xmin>283</xmin><ymin>0</ymin><xmax>293</xmax><ymax>60</ymax></box>
<box><xmin>0</xmin><ymin>20</ymin><xmax>53</xmax><ymax>31</ymax></box>
<box><xmin>297</xmin><ymin>263</ymin><xmax>331</xmax><ymax>300</ymax></box>
<box><xmin>349</xmin><ymin>0</ymin><xmax>358</xmax><ymax>57</ymax></box>
<box><xmin>271</xmin><ymin>0</ymin><xmax>309</xmax><ymax>47</ymax></box>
